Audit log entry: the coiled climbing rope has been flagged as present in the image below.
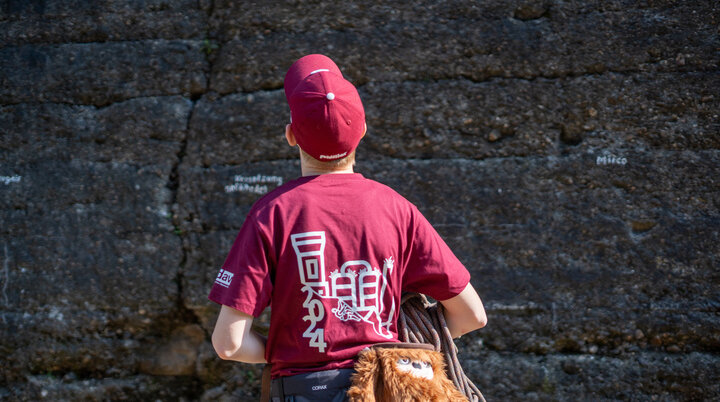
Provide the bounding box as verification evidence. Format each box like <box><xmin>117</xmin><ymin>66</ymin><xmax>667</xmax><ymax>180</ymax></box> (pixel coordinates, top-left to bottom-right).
<box><xmin>398</xmin><ymin>293</ymin><xmax>486</xmax><ymax>402</ymax></box>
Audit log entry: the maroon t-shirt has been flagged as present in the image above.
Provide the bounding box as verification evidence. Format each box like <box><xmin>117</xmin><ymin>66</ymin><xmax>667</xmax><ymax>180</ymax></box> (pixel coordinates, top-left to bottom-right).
<box><xmin>209</xmin><ymin>173</ymin><xmax>470</xmax><ymax>378</ymax></box>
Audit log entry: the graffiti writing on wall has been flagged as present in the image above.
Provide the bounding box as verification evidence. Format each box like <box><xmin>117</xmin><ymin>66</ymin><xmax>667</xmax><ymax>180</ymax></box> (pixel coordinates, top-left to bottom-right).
<box><xmin>596</xmin><ymin>154</ymin><xmax>627</xmax><ymax>166</ymax></box>
<box><xmin>224</xmin><ymin>174</ymin><xmax>283</xmax><ymax>194</ymax></box>
<box><xmin>0</xmin><ymin>175</ymin><xmax>21</xmax><ymax>185</ymax></box>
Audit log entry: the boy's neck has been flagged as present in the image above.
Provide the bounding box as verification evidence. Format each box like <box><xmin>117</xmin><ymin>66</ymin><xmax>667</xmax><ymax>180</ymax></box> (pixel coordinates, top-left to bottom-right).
<box><xmin>300</xmin><ymin>163</ymin><xmax>354</xmax><ymax>177</ymax></box>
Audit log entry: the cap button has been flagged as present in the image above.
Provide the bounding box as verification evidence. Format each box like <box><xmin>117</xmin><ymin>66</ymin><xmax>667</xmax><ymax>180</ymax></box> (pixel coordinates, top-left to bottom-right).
<box><xmin>326</xmin><ymin>92</ymin><xmax>335</xmax><ymax>100</ymax></box>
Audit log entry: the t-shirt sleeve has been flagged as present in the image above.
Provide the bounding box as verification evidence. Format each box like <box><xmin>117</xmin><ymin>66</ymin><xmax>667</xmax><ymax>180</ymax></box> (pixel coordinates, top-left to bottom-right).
<box><xmin>401</xmin><ymin>207</ymin><xmax>470</xmax><ymax>301</ymax></box>
<box><xmin>208</xmin><ymin>213</ymin><xmax>273</xmax><ymax>317</ymax></box>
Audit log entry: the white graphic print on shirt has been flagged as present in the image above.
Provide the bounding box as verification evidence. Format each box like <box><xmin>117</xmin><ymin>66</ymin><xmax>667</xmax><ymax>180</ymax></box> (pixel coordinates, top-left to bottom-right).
<box><xmin>290</xmin><ymin>231</ymin><xmax>395</xmax><ymax>353</ymax></box>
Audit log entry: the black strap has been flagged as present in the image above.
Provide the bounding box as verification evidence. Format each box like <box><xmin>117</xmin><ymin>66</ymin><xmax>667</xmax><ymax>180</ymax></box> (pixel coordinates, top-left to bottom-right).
<box><xmin>263</xmin><ymin>342</ymin><xmax>434</xmax><ymax>401</ymax></box>
<box><xmin>270</xmin><ymin>369</ymin><xmax>354</xmax><ymax>400</ymax></box>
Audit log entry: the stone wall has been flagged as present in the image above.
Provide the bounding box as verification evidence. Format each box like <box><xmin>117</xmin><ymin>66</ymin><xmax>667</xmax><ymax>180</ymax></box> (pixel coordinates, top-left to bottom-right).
<box><xmin>1</xmin><ymin>1</ymin><xmax>718</xmax><ymax>400</ymax></box>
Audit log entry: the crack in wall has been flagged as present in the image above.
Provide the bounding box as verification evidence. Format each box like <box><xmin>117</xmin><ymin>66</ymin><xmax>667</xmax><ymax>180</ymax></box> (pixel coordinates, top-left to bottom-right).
<box><xmin>1</xmin><ymin>243</ymin><xmax>9</xmax><ymax>324</ymax></box>
<box><xmin>168</xmin><ymin>103</ymin><xmax>195</xmax><ymax>326</ymax></box>
<box><xmin>166</xmin><ymin>3</ymin><xmax>217</xmax><ymax>332</ymax></box>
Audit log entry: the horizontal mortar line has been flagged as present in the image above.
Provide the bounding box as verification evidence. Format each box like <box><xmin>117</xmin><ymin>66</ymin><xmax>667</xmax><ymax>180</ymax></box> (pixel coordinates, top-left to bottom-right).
<box><xmin>181</xmin><ymin>158</ymin><xmax>299</xmax><ymax>169</ymax></box>
<box><xmin>3</xmin><ymin>66</ymin><xmax>717</xmax><ymax>108</ymax></box>
<box><xmin>0</xmin><ymin>94</ymin><xmax>202</xmax><ymax>110</ymax></box>
<box><xmin>1</xmin><ymin>2</ymin><xmax>710</xmax><ymax>38</ymax></box>
<box><xmin>370</xmin><ymin>66</ymin><xmax>720</xmax><ymax>87</ymax></box>
<box><xmin>464</xmin><ymin>350</ymin><xmax>720</xmax><ymax>359</ymax></box>
<box><xmin>200</xmin><ymin>86</ymin><xmax>284</xmax><ymax>102</ymax></box>
<box><xmin>5</xmin><ymin>149</ymin><xmax>719</xmax><ymax>179</ymax></box>
<box><xmin>5</xmin><ymin>229</ymin><xmax>178</xmax><ymax>239</ymax></box>
<box><xmin>179</xmin><ymin>149</ymin><xmax>720</xmax><ymax>170</ymax></box>
<box><xmin>205</xmin><ymin>66</ymin><xmax>719</xmax><ymax>100</ymax></box>
<box><xmin>485</xmin><ymin>306</ymin><xmax>720</xmax><ymax>313</ymax></box>
<box><xmin>363</xmin><ymin>150</ymin><xmax>720</xmax><ymax>164</ymax></box>
<box><xmin>177</xmin><ymin>157</ymin><xmax>504</xmax><ymax>170</ymax></box>
<box><xmin>0</xmin><ymin>37</ymin><xmax>211</xmax><ymax>49</ymax></box>
<box><xmin>9</xmin><ymin>136</ymin><xmax>190</xmax><ymax>147</ymax></box>
<box><xmin>217</xmin><ymin>11</ymin><xmax>719</xmax><ymax>44</ymax></box>
<box><xmin>365</xmin><ymin>155</ymin><xmax>547</xmax><ymax>164</ymax></box>
<box><xmin>178</xmin><ymin>154</ymin><xmax>720</xmax><ymax>167</ymax></box>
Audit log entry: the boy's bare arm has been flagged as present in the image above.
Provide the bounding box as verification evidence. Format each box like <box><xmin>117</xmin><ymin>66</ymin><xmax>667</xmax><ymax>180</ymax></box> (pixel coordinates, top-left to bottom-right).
<box><xmin>439</xmin><ymin>283</ymin><xmax>487</xmax><ymax>338</ymax></box>
<box><xmin>211</xmin><ymin>305</ymin><xmax>267</xmax><ymax>363</ymax></box>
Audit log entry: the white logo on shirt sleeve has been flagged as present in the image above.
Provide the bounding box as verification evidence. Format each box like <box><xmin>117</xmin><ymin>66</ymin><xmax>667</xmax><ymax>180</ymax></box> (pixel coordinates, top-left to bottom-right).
<box><xmin>215</xmin><ymin>269</ymin><xmax>234</xmax><ymax>288</ymax></box>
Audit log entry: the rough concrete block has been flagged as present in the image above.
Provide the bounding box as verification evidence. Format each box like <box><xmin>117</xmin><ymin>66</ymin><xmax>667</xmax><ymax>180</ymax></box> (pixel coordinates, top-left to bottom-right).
<box><xmin>0</xmin><ymin>41</ymin><xmax>207</xmax><ymax>105</ymax></box>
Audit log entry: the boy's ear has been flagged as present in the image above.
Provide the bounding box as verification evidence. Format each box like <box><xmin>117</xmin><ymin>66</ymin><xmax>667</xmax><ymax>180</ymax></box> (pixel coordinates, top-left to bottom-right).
<box><xmin>285</xmin><ymin>124</ymin><xmax>297</xmax><ymax>146</ymax></box>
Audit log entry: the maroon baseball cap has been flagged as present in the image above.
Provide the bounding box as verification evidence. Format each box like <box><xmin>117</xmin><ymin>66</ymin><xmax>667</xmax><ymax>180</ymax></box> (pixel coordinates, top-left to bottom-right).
<box><xmin>284</xmin><ymin>54</ymin><xmax>365</xmax><ymax>161</ymax></box>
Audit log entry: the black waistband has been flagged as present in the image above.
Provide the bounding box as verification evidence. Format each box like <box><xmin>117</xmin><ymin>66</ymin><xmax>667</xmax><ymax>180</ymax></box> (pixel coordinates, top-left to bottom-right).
<box><xmin>270</xmin><ymin>368</ymin><xmax>354</xmax><ymax>401</ymax></box>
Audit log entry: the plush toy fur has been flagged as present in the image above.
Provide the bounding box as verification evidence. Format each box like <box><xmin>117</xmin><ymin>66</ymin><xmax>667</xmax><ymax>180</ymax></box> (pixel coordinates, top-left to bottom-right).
<box><xmin>347</xmin><ymin>347</ymin><xmax>467</xmax><ymax>401</ymax></box>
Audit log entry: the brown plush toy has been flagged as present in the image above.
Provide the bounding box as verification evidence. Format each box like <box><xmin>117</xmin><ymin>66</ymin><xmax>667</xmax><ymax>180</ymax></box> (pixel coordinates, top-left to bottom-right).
<box><xmin>347</xmin><ymin>346</ymin><xmax>467</xmax><ymax>401</ymax></box>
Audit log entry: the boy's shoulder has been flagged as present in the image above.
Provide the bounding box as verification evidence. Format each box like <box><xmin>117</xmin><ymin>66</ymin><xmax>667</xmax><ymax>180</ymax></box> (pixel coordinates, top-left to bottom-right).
<box><xmin>246</xmin><ymin>175</ymin><xmax>311</xmax><ymax>213</ymax></box>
